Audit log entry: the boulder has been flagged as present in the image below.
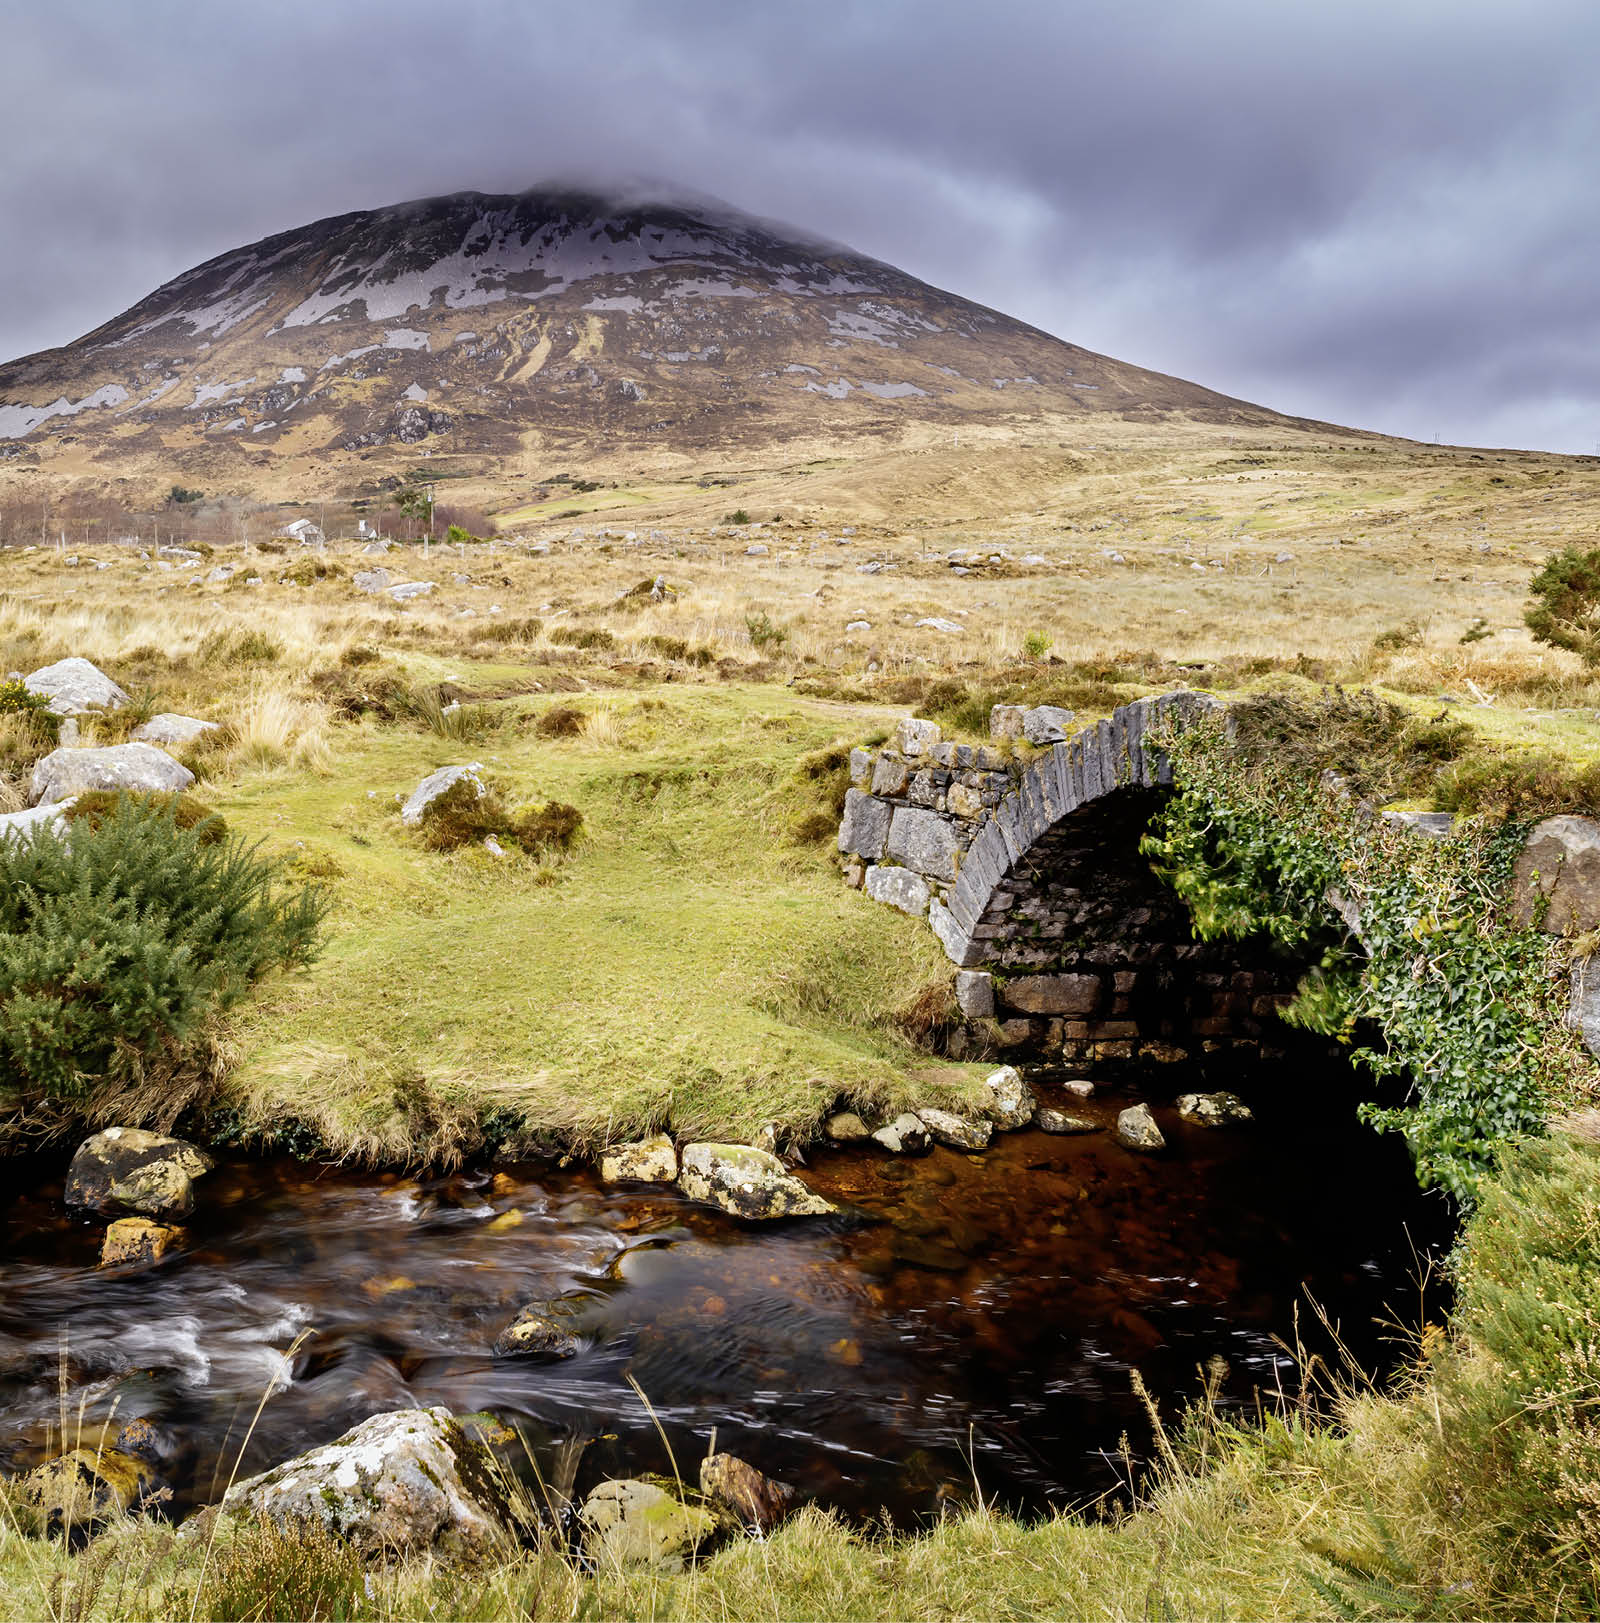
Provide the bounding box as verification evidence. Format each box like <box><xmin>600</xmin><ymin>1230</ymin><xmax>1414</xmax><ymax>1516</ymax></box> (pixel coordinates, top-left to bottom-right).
<box><xmin>1062</xmin><ymin>1079</ymin><xmax>1095</xmax><ymax>1099</ymax></box>
<box><xmin>915</xmin><ymin>1107</ymin><xmax>992</xmax><ymax>1150</ymax></box>
<box><xmin>954</xmin><ymin>970</ymin><xmax>994</xmax><ymax>1019</ymax></box>
<box><xmin>864</xmin><ymin>863</ymin><xmax>931</xmax><ymax>917</ymax></box>
<box><xmin>24</xmin><ymin>657</ymin><xmax>129</xmax><ymax>716</ymax></box>
<box><xmin>599</xmin><ymin>1133</ymin><xmax>678</xmax><ymax>1184</ymax></box>
<box><xmin>66</xmin><ymin>1129</ymin><xmax>214</xmax><ymax>1220</ymax></box>
<box><xmin>885</xmin><ymin>806</ymin><xmax>960</xmax><ymax>882</ymax></box>
<box><xmin>579</xmin><ymin>1478</ymin><xmax>716</xmax><ymax>1573</ymax></box>
<box><xmin>1036</xmin><ymin>1108</ymin><xmax>1098</xmax><ymax>1135</ymax></box>
<box><xmin>871</xmin><ymin>1113</ymin><xmax>932</xmax><ymax>1154</ymax></box>
<box><xmin>31</xmin><ymin>743</ymin><xmax>194</xmax><ymax>807</ymax></box>
<box><xmin>19</xmin><ymin>1445</ymin><xmax>164</xmax><ymax>1535</ymax></box>
<box><xmin>0</xmin><ymin>802</ymin><xmax>71</xmax><ymax>845</ymax></box>
<box><xmin>893</xmin><ymin>717</ymin><xmax>941</xmax><ymax>759</ymax></box>
<box><xmin>100</xmin><ymin>1218</ymin><xmax>185</xmax><ymax>1267</ymax></box>
<box><xmin>677</xmin><ymin>1144</ymin><xmax>835</xmax><ymax>1220</ymax></box>
<box><xmin>400</xmin><ymin>762</ymin><xmax>485</xmax><ymax>826</ymax></box>
<box><xmin>1116</xmin><ymin>1104</ymin><xmax>1166</xmax><ymax>1152</ymax></box>
<box><xmin>1569</xmin><ymin>955</ymin><xmax>1600</xmax><ymax>1059</ymax></box>
<box><xmin>989</xmin><ymin>704</ymin><xmax>1026</xmax><ymax>741</ymax></box>
<box><xmin>984</xmin><ymin>1066</ymin><xmax>1037</xmax><ymax>1130</ymax></box>
<box><xmin>1001</xmin><ymin>974</ymin><xmax>1101</xmax><ymax>1016</ymax></box>
<box><xmin>492</xmin><ymin>1300</ymin><xmax>584</xmax><ymax>1358</ymax></box>
<box><xmin>699</xmin><ymin>1453</ymin><xmax>797</xmax><ymax>1533</ymax></box>
<box><xmin>837</xmin><ymin>789</ymin><xmax>891</xmax><ymax>861</ymax></box>
<box><xmin>1176</xmin><ymin>1092</ymin><xmax>1254</xmax><ymax>1127</ymax></box>
<box><xmin>131</xmin><ymin>713</ymin><xmax>219</xmax><ymax>746</ymax></box>
<box><xmin>352</xmin><ymin>568</ymin><xmax>392</xmax><ymax>594</ymax></box>
<box><xmin>389</xmin><ymin>580</ymin><xmax>435</xmax><ymax>602</ymax></box>
<box><xmin>1022</xmin><ymin>705</ymin><xmax>1075</xmax><ymax>745</ymax></box>
<box><xmin>1512</xmin><ymin>816</ymin><xmax>1600</xmax><ymax>934</ymax></box>
<box><xmin>823</xmin><ymin>1111</ymin><xmax>871</xmax><ymax>1142</ymax></box>
<box><xmin>216</xmin><ymin>1407</ymin><xmax>511</xmax><ymax>1557</ymax></box>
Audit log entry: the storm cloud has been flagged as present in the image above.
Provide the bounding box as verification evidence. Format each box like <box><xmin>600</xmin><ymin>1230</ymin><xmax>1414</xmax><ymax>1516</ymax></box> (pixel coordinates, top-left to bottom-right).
<box><xmin>4</xmin><ymin>0</ymin><xmax>1597</xmax><ymax>449</ymax></box>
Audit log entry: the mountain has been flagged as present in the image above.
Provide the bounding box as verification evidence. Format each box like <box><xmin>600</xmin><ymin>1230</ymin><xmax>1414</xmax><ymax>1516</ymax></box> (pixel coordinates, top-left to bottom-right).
<box><xmin>0</xmin><ymin>185</ymin><xmax>1299</xmax><ymax>482</ymax></box>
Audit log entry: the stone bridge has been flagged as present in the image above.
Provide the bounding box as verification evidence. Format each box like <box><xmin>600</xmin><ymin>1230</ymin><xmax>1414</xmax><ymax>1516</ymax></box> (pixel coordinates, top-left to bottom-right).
<box><xmin>837</xmin><ymin>691</ymin><xmax>1307</xmax><ymax>1066</ymax></box>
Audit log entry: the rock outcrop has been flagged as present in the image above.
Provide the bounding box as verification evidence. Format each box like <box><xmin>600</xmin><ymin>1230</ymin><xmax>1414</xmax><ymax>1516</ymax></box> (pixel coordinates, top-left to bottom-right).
<box><xmin>599</xmin><ymin>1134</ymin><xmax>678</xmax><ymax>1184</ymax></box>
<box><xmin>31</xmin><ymin>743</ymin><xmax>193</xmax><ymax>807</ymax></box>
<box><xmin>24</xmin><ymin>657</ymin><xmax>129</xmax><ymax>716</ymax></box>
<box><xmin>65</xmin><ymin>1129</ymin><xmax>214</xmax><ymax>1220</ymax></box>
<box><xmin>677</xmin><ymin>1143</ymin><xmax>835</xmax><ymax>1220</ymax></box>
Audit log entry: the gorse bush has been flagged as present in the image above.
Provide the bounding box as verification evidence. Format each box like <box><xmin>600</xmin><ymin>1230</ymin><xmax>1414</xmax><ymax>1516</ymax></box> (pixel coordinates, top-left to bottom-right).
<box><xmin>0</xmin><ymin>677</ymin><xmax>59</xmax><ymax>744</ymax></box>
<box><xmin>62</xmin><ymin>790</ymin><xmax>227</xmax><ymax>844</ymax></box>
<box><xmin>0</xmin><ymin>796</ymin><xmax>327</xmax><ymax>1102</ymax></box>
<box><xmin>1525</xmin><ymin>544</ymin><xmax>1600</xmax><ymax>666</ymax></box>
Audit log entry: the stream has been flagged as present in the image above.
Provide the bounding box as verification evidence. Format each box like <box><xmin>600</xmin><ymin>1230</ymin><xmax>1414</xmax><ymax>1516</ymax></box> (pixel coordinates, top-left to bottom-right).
<box><xmin>0</xmin><ymin>1062</ymin><xmax>1451</xmax><ymax>1525</ymax></box>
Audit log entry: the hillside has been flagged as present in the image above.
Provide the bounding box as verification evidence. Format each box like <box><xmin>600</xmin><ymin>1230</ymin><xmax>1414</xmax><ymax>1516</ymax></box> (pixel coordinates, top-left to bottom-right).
<box><xmin>0</xmin><ymin>185</ymin><xmax>1320</xmax><ymax>492</ymax></box>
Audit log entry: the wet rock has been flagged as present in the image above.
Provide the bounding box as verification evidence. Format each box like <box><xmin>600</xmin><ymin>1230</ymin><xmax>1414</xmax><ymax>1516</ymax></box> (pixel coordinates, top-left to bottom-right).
<box><xmin>837</xmin><ymin>788</ymin><xmax>891</xmax><ymax>861</ymax></box>
<box><xmin>677</xmin><ymin>1144</ymin><xmax>835</xmax><ymax>1220</ymax></box>
<box><xmin>1116</xmin><ymin>1104</ymin><xmax>1166</xmax><ymax>1151</ymax></box>
<box><xmin>493</xmin><ymin>1300</ymin><xmax>583</xmax><ymax>1358</ymax></box>
<box><xmin>823</xmin><ymin>1111</ymin><xmax>871</xmax><ymax>1142</ymax></box>
<box><xmin>19</xmin><ymin>1445</ymin><xmax>165</xmax><ymax>1535</ymax></box>
<box><xmin>954</xmin><ymin>970</ymin><xmax>994</xmax><ymax>1019</ymax></box>
<box><xmin>1512</xmin><ymin>815</ymin><xmax>1600</xmax><ymax>934</ymax></box>
<box><xmin>1062</xmin><ymin>1079</ymin><xmax>1095</xmax><ymax>1099</ymax></box>
<box><xmin>1001</xmin><ymin>973</ymin><xmax>1100</xmax><ymax>1016</ymax></box>
<box><xmin>132</xmin><ymin>713</ymin><xmax>218</xmax><ymax>746</ymax></box>
<box><xmin>871</xmin><ymin>1113</ymin><xmax>932</xmax><ymax>1154</ymax></box>
<box><xmin>31</xmin><ymin>743</ymin><xmax>193</xmax><ymax>807</ymax></box>
<box><xmin>915</xmin><ymin>1107</ymin><xmax>992</xmax><ymax>1150</ymax></box>
<box><xmin>66</xmin><ymin>1128</ymin><xmax>214</xmax><ymax>1220</ymax></box>
<box><xmin>1036</xmin><ymin>1109</ymin><xmax>1097</xmax><ymax>1135</ymax></box>
<box><xmin>983</xmin><ymin>1066</ymin><xmax>1037</xmax><ymax>1130</ymax></box>
<box><xmin>699</xmin><ymin>1452</ymin><xmax>797</xmax><ymax>1532</ymax></box>
<box><xmin>1022</xmin><ymin>705</ymin><xmax>1075</xmax><ymax>745</ymax></box>
<box><xmin>24</xmin><ymin>657</ymin><xmax>129</xmax><ymax>717</ymax></box>
<box><xmin>579</xmin><ymin>1478</ymin><xmax>716</xmax><ymax>1573</ymax></box>
<box><xmin>400</xmin><ymin>762</ymin><xmax>485</xmax><ymax>826</ymax></box>
<box><xmin>215</xmin><ymin>1406</ymin><xmax>512</xmax><ymax>1557</ymax></box>
<box><xmin>599</xmin><ymin>1134</ymin><xmax>677</xmax><ymax>1184</ymax></box>
<box><xmin>1176</xmin><ymin>1092</ymin><xmax>1254</xmax><ymax>1127</ymax></box>
<box><xmin>99</xmin><ymin>1218</ymin><xmax>184</xmax><ymax>1267</ymax></box>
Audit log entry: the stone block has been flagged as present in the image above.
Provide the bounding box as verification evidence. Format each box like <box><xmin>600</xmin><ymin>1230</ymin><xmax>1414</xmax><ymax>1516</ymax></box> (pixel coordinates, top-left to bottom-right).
<box><xmin>1568</xmin><ymin>955</ymin><xmax>1600</xmax><ymax>1058</ymax></box>
<box><xmin>894</xmin><ymin>717</ymin><xmax>941</xmax><ymax>759</ymax></box>
<box><xmin>954</xmin><ymin>969</ymin><xmax>994</xmax><ymax>1018</ymax></box>
<box><xmin>1000</xmin><ymin>973</ymin><xmax>1101</xmax><ymax>1016</ymax></box>
<box><xmin>887</xmin><ymin>806</ymin><xmax>960</xmax><ymax>881</ymax></box>
<box><xmin>990</xmin><ymin>704</ymin><xmax>1026</xmax><ymax>741</ymax></box>
<box><xmin>947</xmin><ymin>782</ymin><xmax>984</xmax><ymax>819</ymax></box>
<box><xmin>871</xmin><ymin>754</ymin><xmax>910</xmax><ymax>796</ymax></box>
<box><xmin>837</xmin><ymin>789</ymin><xmax>891</xmax><ymax>860</ymax></box>
<box><xmin>848</xmin><ymin>746</ymin><xmax>873</xmax><ymax>788</ymax></box>
<box><xmin>930</xmin><ymin>742</ymin><xmax>957</xmax><ymax>767</ymax></box>
<box><xmin>908</xmin><ymin>769</ymin><xmax>940</xmax><ymax>807</ymax></box>
<box><xmin>1512</xmin><ymin>815</ymin><xmax>1600</xmax><ymax>933</ymax></box>
<box><xmin>929</xmin><ymin>898</ymin><xmax>982</xmax><ymax>966</ymax></box>
<box><xmin>1022</xmin><ymin>705</ymin><xmax>1074</xmax><ymax>745</ymax></box>
<box><xmin>865</xmin><ymin>863</ymin><xmax>932</xmax><ymax>917</ymax></box>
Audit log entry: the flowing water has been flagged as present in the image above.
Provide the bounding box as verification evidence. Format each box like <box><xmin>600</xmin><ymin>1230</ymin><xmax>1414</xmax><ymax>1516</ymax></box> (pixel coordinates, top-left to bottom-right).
<box><xmin>0</xmin><ymin>1062</ymin><xmax>1450</xmax><ymax>1524</ymax></box>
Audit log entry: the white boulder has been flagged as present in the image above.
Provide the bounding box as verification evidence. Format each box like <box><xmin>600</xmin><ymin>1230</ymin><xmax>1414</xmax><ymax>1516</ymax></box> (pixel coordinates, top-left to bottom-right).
<box><xmin>31</xmin><ymin>744</ymin><xmax>193</xmax><ymax>807</ymax></box>
<box><xmin>132</xmin><ymin>714</ymin><xmax>219</xmax><ymax>746</ymax></box>
<box><xmin>400</xmin><ymin>763</ymin><xmax>484</xmax><ymax>826</ymax></box>
<box><xmin>24</xmin><ymin>658</ymin><xmax>129</xmax><ymax>716</ymax></box>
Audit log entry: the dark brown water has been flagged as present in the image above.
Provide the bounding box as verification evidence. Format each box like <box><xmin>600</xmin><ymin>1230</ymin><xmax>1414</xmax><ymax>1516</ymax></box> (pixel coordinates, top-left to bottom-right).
<box><xmin>0</xmin><ymin>1063</ymin><xmax>1450</xmax><ymax>1524</ymax></box>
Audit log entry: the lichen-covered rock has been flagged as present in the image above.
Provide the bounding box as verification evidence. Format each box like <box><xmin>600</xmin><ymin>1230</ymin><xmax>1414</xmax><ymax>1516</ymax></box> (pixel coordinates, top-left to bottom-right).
<box><xmin>1116</xmin><ymin>1103</ymin><xmax>1166</xmax><ymax>1151</ymax></box>
<box><xmin>66</xmin><ymin>1128</ymin><xmax>214</xmax><ymax>1220</ymax></box>
<box><xmin>353</xmin><ymin>568</ymin><xmax>392</xmax><ymax>594</ymax></box>
<box><xmin>1036</xmin><ymin>1109</ymin><xmax>1098</xmax><ymax>1135</ymax></box>
<box><xmin>1568</xmin><ymin>955</ymin><xmax>1600</xmax><ymax>1059</ymax></box>
<box><xmin>893</xmin><ymin>717</ymin><xmax>941</xmax><ymax>759</ymax></box>
<box><xmin>492</xmin><ymin>1300</ymin><xmax>584</xmax><ymax>1358</ymax></box>
<box><xmin>871</xmin><ymin>1112</ymin><xmax>932</xmax><ymax>1154</ymax></box>
<box><xmin>580</xmin><ymin>1478</ymin><xmax>716</xmax><ymax>1572</ymax></box>
<box><xmin>100</xmin><ymin>1218</ymin><xmax>185</xmax><ymax>1267</ymax></box>
<box><xmin>915</xmin><ymin>1107</ymin><xmax>992</xmax><ymax>1150</ymax></box>
<box><xmin>31</xmin><ymin>743</ymin><xmax>193</xmax><ymax>807</ymax></box>
<box><xmin>983</xmin><ymin>1066</ymin><xmax>1037</xmax><ymax>1130</ymax></box>
<box><xmin>1022</xmin><ymin>705</ymin><xmax>1075</xmax><ymax>745</ymax></box>
<box><xmin>699</xmin><ymin>1452</ymin><xmax>797</xmax><ymax>1533</ymax></box>
<box><xmin>886</xmin><ymin>806</ymin><xmax>960</xmax><ymax>882</ymax></box>
<box><xmin>837</xmin><ymin>788</ymin><xmax>891</xmax><ymax>860</ymax></box>
<box><xmin>400</xmin><ymin>762</ymin><xmax>485</xmax><ymax>826</ymax></box>
<box><xmin>864</xmin><ymin>863</ymin><xmax>931</xmax><ymax>917</ymax></box>
<box><xmin>24</xmin><ymin>657</ymin><xmax>129</xmax><ymax>716</ymax></box>
<box><xmin>989</xmin><ymin>704</ymin><xmax>1026</xmax><ymax>741</ymax></box>
<box><xmin>19</xmin><ymin>1445</ymin><xmax>164</xmax><ymax>1534</ymax></box>
<box><xmin>1512</xmin><ymin>815</ymin><xmax>1600</xmax><ymax>934</ymax></box>
<box><xmin>389</xmin><ymin>580</ymin><xmax>435</xmax><ymax>602</ymax></box>
<box><xmin>599</xmin><ymin>1133</ymin><xmax>678</xmax><ymax>1183</ymax></box>
<box><xmin>216</xmin><ymin>1406</ymin><xmax>511</xmax><ymax>1557</ymax></box>
<box><xmin>132</xmin><ymin>713</ymin><xmax>219</xmax><ymax>746</ymax></box>
<box><xmin>823</xmin><ymin>1111</ymin><xmax>871</xmax><ymax>1142</ymax></box>
<box><xmin>1176</xmin><ymin>1092</ymin><xmax>1254</xmax><ymax>1127</ymax></box>
<box><xmin>677</xmin><ymin>1144</ymin><xmax>835</xmax><ymax>1220</ymax></box>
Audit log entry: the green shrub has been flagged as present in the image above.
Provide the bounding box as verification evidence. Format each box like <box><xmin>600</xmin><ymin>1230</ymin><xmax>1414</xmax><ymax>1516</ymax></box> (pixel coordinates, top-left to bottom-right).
<box><xmin>413</xmin><ymin>777</ymin><xmax>583</xmax><ymax>857</ymax></box>
<box><xmin>1525</xmin><ymin>545</ymin><xmax>1600</xmax><ymax>666</ymax></box>
<box><xmin>1435</xmin><ymin>752</ymin><xmax>1600</xmax><ymax>821</ymax></box>
<box><xmin>726</xmin><ymin>508</ymin><xmax>752</xmax><ymax>525</ymax></box>
<box><xmin>744</xmin><ymin>610</ymin><xmax>788</xmax><ymax>651</ymax></box>
<box><xmin>0</xmin><ymin>796</ymin><xmax>327</xmax><ymax>1102</ymax></box>
<box><xmin>0</xmin><ymin>678</ymin><xmax>60</xmax><ymax>745</ymax></box>
<box><xmin>1022</xmin><ymin>629</ymin><xmax>1053</xmax><ymax>659</ymax></box>
<box><xmin>62</xmin><ymin>790</ymin><xmax>226</xmax><ymax>845</ymax></box>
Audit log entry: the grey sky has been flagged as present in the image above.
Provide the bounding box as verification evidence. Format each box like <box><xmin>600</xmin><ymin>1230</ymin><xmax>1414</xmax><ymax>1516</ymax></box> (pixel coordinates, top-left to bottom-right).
<box><xmin>3</xmin><ymin>0</ymin><xmax>1597</xmax><ymax>450</ymax></box>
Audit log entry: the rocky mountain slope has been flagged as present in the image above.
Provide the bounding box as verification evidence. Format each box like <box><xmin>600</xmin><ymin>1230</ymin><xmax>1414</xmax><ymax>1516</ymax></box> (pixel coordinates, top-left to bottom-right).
<box><xmin>0</xmin><ymin>185</ymin><xmax>1307</xmax><ymax>481</ymax></box>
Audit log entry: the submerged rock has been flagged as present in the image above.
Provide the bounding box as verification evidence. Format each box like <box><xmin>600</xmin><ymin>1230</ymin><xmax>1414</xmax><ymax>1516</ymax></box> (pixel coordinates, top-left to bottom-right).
<box><xmin>31</xmin><ymin>743</ymin><xmax>194</xmax><ymax>807</ymax></box>
<box><xmin>599</xmin><ymin>1134</ymin><xmax>678</xmax><ymax>1184</ymax></box>
<box><xmin>871</xmin><ymin>1113</ymin><xmax>932</xmax><ymax>1155</ymax></box>
<box><xmin>65</xmin><ymin>1128</ymin><xmax>214</xmax><ymax>1220</ymax></box>
<box><xmin>1036</xmin><ymin>1109</ymin><xmax>1097</xmax><ymax>1135</ymax></box>
<box><xmin>1176</xmin><ymin>1092</ymin><xmax>1254</xmax><ymax>1127</ymax></box>
<box><xmin>215</xmin><ymin>1406</ymin><xmax>511</xmax><ymax>1557</ymax></box>
<box><xmin>699</xmin><ymin>1452</ymin><xmax>797</xmax><ymax>1533</ymax></box>
<box><xmin>677</xmin><ymin>1143</ymin><xmax>835</xmax><ymax>1220</ymax></box>
<box><xmin>579</xmin><ymin>1478</ymin><xmax>716</xmax><ymax>1573</ymax></box>
<box><xmin>19</xmin><ymin>1445</ymin><xmax>165</xmax><ymax>1535</ymax></box>
<box><xmin>983</xmin><ymin>1066</ymin><xmax>1037</xmax><ymax>1130</ymax></box>
<box><xmin>492</xmin><ymin>1300</ymin><xmax>584</xmax><ymax>1359</ymax></box>
<box><xmin>24</xmin><ymin>657</ymin><xmax>129</xmax><ymax>717</ymax></box>
<box><xmin>915</xmin><ymin>1107</ymin><xmax>992</xmax><ymax>1150</ymax></box>
<box><xmin>1116</xmin><ymin>1104</ymin><xmax>1166</xmax><ymax>1152</ymax></box>
<box><xmin>99</xmin><ymin>1218</ymin><xmax>185</xmax><ymax>1268</ymax></box>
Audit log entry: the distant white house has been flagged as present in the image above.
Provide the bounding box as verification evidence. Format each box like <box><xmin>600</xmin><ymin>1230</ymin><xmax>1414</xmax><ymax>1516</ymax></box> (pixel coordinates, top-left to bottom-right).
<box><xmin>276</xmin><ymin>517</ymin><xmax>324</xmax><ymax>546</ymax></box>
